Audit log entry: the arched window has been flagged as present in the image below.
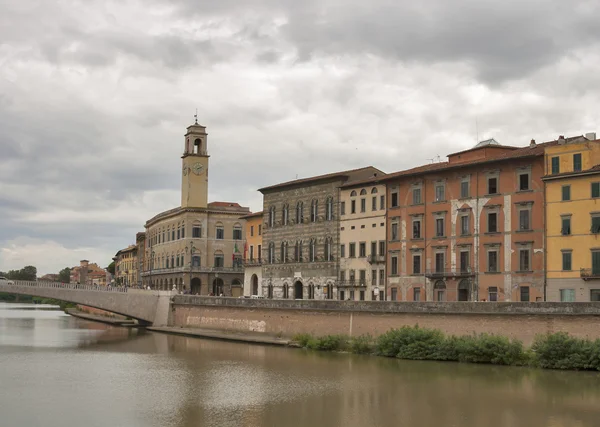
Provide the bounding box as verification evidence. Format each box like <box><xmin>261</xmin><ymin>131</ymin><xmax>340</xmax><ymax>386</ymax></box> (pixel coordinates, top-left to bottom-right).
<box><xmin>350</xmin><ymin>190</ymin><xmax>357</xmax><ymax>197</ymax></box>
<box><xmin>233</xmin><ymin>223</ymin><xmax>242</xmax><ymax>240</ymax></box>
<box><xmin>268</xmin><ymin>243</ymin><xmax>275</xmax><ymax>264</ymax></box>
<box><xmin>282</xmin><ymin>204</ymin><xmax>289</xmax><ymax>226</ymax></box>
<box><xmin>311</xmin><ymin>199</ymin><xmax>318</xmax><ymax>222</ymax></box>
<box><xmin>171</xmin><ymin>255</ymin><xmax>175</xmax><ymax>268</ymax></box>
<box><xmin>192</xmin><ymin>221</ymin><xmax>202</xmax><ymax>238</ymax></box>
<box><xmin>309</xmin><ymin>238</ymin><xmax>316</xmax><ymax>262</ymax></box>
<box><xmin>214</xmin><ymin>250</ymin><xmax>224</xmax><ymax>268</ymax></box>
<box><xmin>281</xmin><ymin>241</ymin><xmax>288</xmax><ymax>263</ymax></box>
<box><xmin>269</xmin><ymin>206</ymin><xmax>276</xmax><ymax>227</ymax></box>
<box><xmin>215</xmin><ymin>222</ymin><xmax>224</xmax><ymax>240</ymax></box>
<box><xmin>181</xmin><ymin>222</ymin><xmax>185</xmax><ymax>238</ymax></box>
<box><xmin>194</xmin><ymin>138</ymin><xmax>202</xmax><ymax>154</ymax></box>
<box><xmin>434</xmin><ymin>281</ymin><xmax>446</xmax><ymax>302</ymax></box>
<box><xmin>166</xmin><ymin>257</ymin><xmax>169</xmax><ymax>269</ymax></box>
<box><xmin>296</xmin><ymin>202</ymin><xmax>304</xmax><ymax>224</ymax></box>
<box><xmin>283</xmin><ymin>283</ymin><xmax>289</xmax><ymax>299</ymax></box>
<box><xmin>177</xmin><ymin>223</ymin><xmax>181</xmax><ymax>240</ymax></box>
<box><xmin>308</xmin><ymin>283</ymin><xmax>315</xmax><ymax>299</ymax></box>
<box><xmin>371</xmin><ymin>187</ymin><xmax>378</xmax><ymax>194</ymax></box>
<box><xmin>326</xmin><ymin>197</ymin><xmax>333</xmax><ymax>221</ymax></box>
<box><xmin>360</xmin><ymin>189</ymin><xmax>367</xmax><ymax>195</ymax></box>
<box><xmin>295</xmin><ymin>240</ymin><xmax>302</xmax><ymax>262</ymax></box>
<box><xmin>324</xmin><ymin>237</ymin><xmax>333</xmax><ymax>261</ymax></box>
<box><xmin>171</xmin><ymin>227</ymin><xmax>175</xmax><ymax>241</ymax></box>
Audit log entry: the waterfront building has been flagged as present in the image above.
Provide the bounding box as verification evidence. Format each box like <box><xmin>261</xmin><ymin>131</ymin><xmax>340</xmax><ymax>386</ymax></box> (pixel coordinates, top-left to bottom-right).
<box><xmin>338</xmin><ymin>181</ymin><xmax>387</xmax><ymax>301</ymax></box>
<box><xmin>135</xmin><ymin>232</ymin><xmax>146</xmax><ymax>288</ymax></box>
<box><xmin>259</xmin><ymin>167</ymin><xmax>383</xmax><ymax>299</ymax></box>
<box><xmin>141</xmin><ymin>122</ymin><xmax>250</xmax><ymax>295</ymax></box>
<box><xmin>543</xmin><ymin>133</ymin><xmax>600</xmax><ymax>301</ymax></box>
<box><xmin>241</xmin><ymin>211</ymin><xmax>263</xmax><ymax>297</ymax></box>
<box><xmin>358</xmin><ymin>136</ymin><xmax>588</xmax><ymax>302</ymax></box>
<box><xmin>114</xmin><ymin>246</ymin><xmax>138</xmax><ymax>286</ymax></box>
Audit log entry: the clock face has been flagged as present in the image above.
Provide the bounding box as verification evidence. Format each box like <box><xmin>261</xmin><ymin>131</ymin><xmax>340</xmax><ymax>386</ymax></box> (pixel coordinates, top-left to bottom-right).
<box><xmin>192</xmin><ymin>162</ymin><xmax>204</xmax><ymax>175</ymax></box>
<box><xmin>182</xmin><ymin>165</ymin><xmax>188</xmax><ymax>176</ymax></box>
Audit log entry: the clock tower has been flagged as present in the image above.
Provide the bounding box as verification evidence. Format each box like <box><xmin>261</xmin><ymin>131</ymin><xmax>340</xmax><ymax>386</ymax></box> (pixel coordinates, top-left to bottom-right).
<box><xmin>181</xmin><ymin>122</ymin><xmax>209</xmax><ymax>208</ymax></box>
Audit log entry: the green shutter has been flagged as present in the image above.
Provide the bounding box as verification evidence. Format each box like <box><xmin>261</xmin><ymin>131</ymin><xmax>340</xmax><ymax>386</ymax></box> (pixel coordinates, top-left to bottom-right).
<box><xmin>592</xmin><ymin>182</ymin><xmax>600</xmax><ymax>198</ymax></box>
<box><xmin>573</xmin><ymin>153</ymin><xmax>582</xmax><ymax>172</ymax></box>
<box><xmin>562</xmin><ymin>252</ymin><xmax>572</xmax><ymax>271</ymax></box>
<box><xmin>562</xmin><ymin>185</ymin><xmax>571</xmax><ymax>201</ymax></box>
<box><xmin>593</xmin><ymin>252</ymin><xmax>600</xmax><ymax>275</ymax></box>
<box><xmin>551</xmin><ymin>157</ymin><xmax>560</xmax><ymax>174</ymax></box>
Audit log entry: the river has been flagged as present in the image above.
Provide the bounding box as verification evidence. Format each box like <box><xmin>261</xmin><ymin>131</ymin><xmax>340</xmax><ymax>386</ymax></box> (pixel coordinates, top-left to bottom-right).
<box><xmin>1</xmin><ymin>302</ymin><xmax>599</xmax><ymax>427</ymax></box>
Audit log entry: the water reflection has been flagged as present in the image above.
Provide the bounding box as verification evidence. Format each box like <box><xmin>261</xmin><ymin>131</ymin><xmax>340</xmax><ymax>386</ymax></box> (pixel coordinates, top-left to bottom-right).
<box><xmin>1</xmin><ymin>303</ymin><xmax>599</xmax><ymax>427</ymax></box>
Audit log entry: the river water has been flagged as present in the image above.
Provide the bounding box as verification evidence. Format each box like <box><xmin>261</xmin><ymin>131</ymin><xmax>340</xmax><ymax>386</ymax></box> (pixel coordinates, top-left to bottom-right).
<box><xmin>1</xmin><ymin>302</ymin><xmax>599</xmax><ymax>427</ymax></box>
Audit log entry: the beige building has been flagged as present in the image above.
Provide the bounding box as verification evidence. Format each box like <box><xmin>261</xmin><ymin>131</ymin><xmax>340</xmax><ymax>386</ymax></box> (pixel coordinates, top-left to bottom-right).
<box><xmin>114</xmin><ymin>246</ymin><xmax>138</xmax><ymax>286</ymax></box>
<box><xmin>241</xmin><ymin>211</ymin><xmax>263</xmax><ymax>296</ymax></box>
<box><xmin>339</xmin><ymin>182</ymin><xmax>387</xmax><ymax>301</ymax></box>
<box><xmin>141</xmin><ymin>121</ymin><xmax>250</xmax><ymax>295</ymax></box>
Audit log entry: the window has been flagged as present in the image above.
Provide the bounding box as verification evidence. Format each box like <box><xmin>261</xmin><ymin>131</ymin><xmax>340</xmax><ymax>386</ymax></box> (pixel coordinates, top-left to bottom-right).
<box><xmin>340</xmin><ymin>270</ymin><xmax>345</xmax><ymax>282</ymax></box>
<box><xmin>371</xmin><ymin>269</ymin><xmax>377</xmax><ymax>286</ymax></box>
<box><xmin>192</xmin><ymin>255</ymin><xmax>201</xmax><ymax>267</ymax></box>
<box><xmin>435</xmin><ymin>252</ymin><xmax>445</xmax><ymax>273</ymax></box>
<box><xmin>380</xmin><ymin>195</ymin><xmax>385</xmax><ymax>210</ymax></box>
<box><xmin>351</xmin><ymin>200</ymin><xmax>356</xmax><ymax>214</ymax></box>
<box><xmin>283</xmin><ymin>204</ymin><xmax>289</xmax><ymax>225</ymax></box>
<box><xmin>435</xmin><ymin>183</ymin><xmax>445</xmax><ymax>202</ymax></box>
<box><xmin>359</xmin><ymin>270</ymin><xmax>366</xmax><ymax>285</ymax></box>
<box><xmin>413</xmin><ymin>219</ymin><xmax>421</xmax><ymax>239</ymax></box>
<box><xmin>283</xmin><ymin>284</ymin><xmax>289</xmax><ymax>299</ymax></box>
<box><xmin>488</xmin><ymin>250</ymin><xmax>498</xmax><ymax>273</ymax></box>
<box><xmin>590</xmin><ymin>289</ymin><xmax>600</xmax><ymax>301</ymax></box>
<box><xmin>379</xmin><ymin>270</ymin><xmax>385</xmax><ymax>288</ymax></box>
<box><xmin>488</xmin><ymin>287</ymin><xmax>498</xmax><ymax>302</ymax></box>
<box><xmin>192</xmin><ymin>226</ymin><xmax>202</xmax><ymax>238</ymax></box>
<box><xmin>214</xmin><ymin>252</ymin><xmax>224</xmax><ymax>268</ymax></box>
<box><xmin>520</xmin><ymin>286</ymin><xmax>530</xmax><ymax>302</ymax></box>
<box><xmin>551</xmin><ymin>156</ymin><xmax>560</xmax><ymax>174</ymax></box>
<box><xmin>434</xmin><ymin>281</ymin><xmax>446</xmax><ymax>301</ymax></box>
<box><xmin>592</xmin><ymin>251</ymin><xmax>600</xmax><ymax>276</ymax></box>
<box><xmin>349</xmin><ymin>270</ymin><xmax>356</xmax><ymax>284</ymax></box>
<box><xmin>258</xmin><ymin>245</ymin><xmax>262</xmax><ymax>261</ymax></box>
<box><xmin>311</xmin><ymin>200</ymin><xmax>318</xmax><ymax>222</ymax></box>
<box><xmin>391</xmin><ymin>190</ymin><xmax>399</xmax><ymax>207</ymax></box>
<box><xmin>172</xmin><ymin>230</ymin><xmax>175</xmax><ymax>240</ymax></box>
<box><xmin>233</xmin><ymin>225</ymin><xmax>242</xmax><ymax>240</ymax></box>
<box><xmin>340</xmin><ymin>244</ymin><xmax>346</xmax><ymax>258</ymax></box>
<box><xmin>573</xmin><ymin>153</ymin><xmax>582</xmax><ymax>172</ymax></box>
<box><xmin>269</xmin><ymin>206</ymin><xmax>275</xmax><ymax>227</ymax></box>
<box><xmin>360</xmin><ymin>290</ymin><xmax>365</xmax><ymax>301</ymax></box>
<box><xmin>296</xmin><ymin>202</ymin><xmax>304</xmax><ymax>224</ymax></box>
<box><xmin>519</xmin><ymin>209</ymin><xmax>530</xmax><ymax>231</ymax></box>
<box><xmin>309</xmin><ymin>239</ymin><xmax>316</xmax><ymax>262</ymax></box>
<box><xmin>413</xmin><ymin>287</ymin><xmax>421</xmax><ymax>301</ymax></box>
<box><xmin>349</xmin><ymin>243</ymin><xmax>356</xmax><ymax>258</ymax></box>
<box><xmin>281</xmin><ymin>242</ymin><xmax>288</xmax><ymax>263</ymax></box>
<box><xmin>325</xmin><ymin>238</ymin><xmax>333</xmax><ymax>261</ymax></box>
<box><xmin>391</xmin><ymin>255</ymin><xmax>398</xmax><ymax>275</ymax></box>
<box><xmin>519</xmin><ymin>248</ymin><xmax>530</xmax><ymax>271</ymax></box>
<box><xmin>177</xmin><ymin>228</ymin><xmax>180</xmax><ymax>239</ymax></box>
<box><xmin>460</xmin><ymin>250</ymin><xmax>469</xmax><ymax>272</ymax></box>
<box><xmin>592</xmin><ymin>215</ymin><xmax>600</xmax><ymax>234</ymax></box>
<box><xmin>562</xmin><ymin>251</ymin><xmax>572</xmax><ymax>271</ymax></box>
<box><xmin>413</xmin><ymin>254</ymin><xmax>421</xmax><ymax>274</ymax></box>
<box><xmin>216</xmin><ymin>225</ymin><xmax>224</xmax><ymax>239</ymax></box>
<box><xmin>391</xmin><ymin>222</ymin><xmax>399</xmax><ymax>240</ymax></box>
<box><xmin>488</xmin><ymin>212</ymin><xmax>498</xmax><ymax>233</ymax></box>
<box><xmin>340</xmin><ymin>201</ymin><xmax>346</xmax><ymax>215</ymax></box>
<box><xmin>560</xmin><ymin>289</ymin><xmax>575</xmax><ymax>302</ymax></box>
<box><xmin>461</xmin><ymin>179</ymin><xmax>469</xmax><ymax>198</ymax></box>
<box><xmin>460</xmin><ymin>215</ymin><xmax>469</xmax><ymax>235</ymax></box>
<box><xmin>360</xmin><ymin>198</ymin><xmax>366</xmax><ymax>213</ymax></box>
<box><xmin>295</xmin><ymin>241</ymin><xmax>302</xmax><ymax>262</ymax></box>
<box><xmin>562</xmin><ymin>185</ymin><xmax>571</xmax><ymax>201</ymax></box>
<box><xmin>249</xmin><ymin>246</ymin><xmax>254</xmax><ymax>260</ymax></box>
<box><xmin>488</xmin><ymin>177</ymin><xmax>498</xmax><ymax>194</ymax></box>
<box><xmin>593</xmin><ymin>183</ymin><xmax>600</xmax><ymax>199</ymax></box>
<box><xmin>326</xmin><ymin>198</ymin><xmax>333</xmax><ymax>221</ymax></box>
<box><xmin>250</xmin><ymin>226</ymin><xmax>254</xmax><ymax>237</ymax></box>
<box><xmin>371</xmin><ymin>241</ymin><xmax>377</xmax><ymax>256</ymax></box>
<box><xmin>518</xmin><ymin>172</ymin><xmax>530</xmax><ymax>191</ymax></box>
<box><xmin>379</xmin><ymin>241</ymin><xmax>385</xmax><ymax>255</ymax></box>
<box><xmin>359</xmin><ymin>242</ymin><xmax>366</xmax><ymax>257</ymax></box>
<box><xmin>339</xmin><ymin>290</ymin><xmax>345</xmax><ymax>300</ymax></box>
<box><xmin>258</xmin><ymin>225</ymin><xmax>262</xmax><ymax>235</ymax></box>
<box><xmin>350</xmin><ymin>190</ymin><xmax>357</xmax><ymax>197</ymax></box>
<box><xmin>561</xmin><ymin>216</ymin><xmax>571</xmax><ymax>235</ymax></box>
<box><xmin>360</xmin><ymin>189</ymin><xmax>367</xmax><ymax>196</ymax></box>
<box><xmin>268</xmin><ymin>244</ymin><xmax>275</xmax><ymax>264</ymax></box>
<box><xmin>391</xmin><ymin>288</ymin><xmax>398</xmax><ymax>301</ymax></box>
<box><xmin>412</xmin><ymin>188</ymin><xmax>422</xmax><ymax>204</ymax></box>
<box><xmin>181</xmin><ymin>226</ymin><xmax>185</xmax><ymax>238</ymax></box>
<box><xmin>372</xmin><ymin>196</ymin><xmax>377</xmax><ymax>211</ymax></box>
<box><xmin>435</xmin><ymin>217</ymin><xmax>445</xmax><ymax>237</ymax></box>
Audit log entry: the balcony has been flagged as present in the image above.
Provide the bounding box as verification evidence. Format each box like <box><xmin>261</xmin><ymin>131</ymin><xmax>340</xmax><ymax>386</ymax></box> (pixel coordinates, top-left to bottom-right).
<box><xmin>338</xmin><ymin>281</ymin><xmax>367</xmax><ymax>287</ymax></box>
<box><xmin>243</xmin><ymin>258</ymin><xmax>262</xmax><ymax>267</ymax></box>
<box><xmin>368</xmin><ymin>255</ymin><xmax>385</xmax><ymax>264</ymax></box>
<box><xmin>424</xmin><ymin>267</ymin><xmax>475</xmax><ymax>280</ymax></box>
<box><xmin>581</xmin><ymin>268</ymin><xmax>600</xmax><ymax>280</ymax></box>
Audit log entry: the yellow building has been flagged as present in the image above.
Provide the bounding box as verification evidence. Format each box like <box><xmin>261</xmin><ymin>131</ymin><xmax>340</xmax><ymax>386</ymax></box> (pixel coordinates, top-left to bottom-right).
<box><xmin>241</xmin><ymin>211</ymin><xmax>263</xmax><ymax>296</ymax></box>
<box><xmin>543</xmin><ymin>133</ymin><xmax>600</xmax><ymax>301</ymax></box>
<box><xmin>113</xmin><ymin>245</ymin><xmax>138</xmax><ymax>287</ymax></box>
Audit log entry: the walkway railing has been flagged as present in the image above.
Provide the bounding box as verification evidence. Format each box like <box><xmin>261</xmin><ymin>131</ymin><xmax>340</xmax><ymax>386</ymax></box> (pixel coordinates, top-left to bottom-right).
<box><xmin>4</xmin><ymin>280</ymin><xmax>164</xmax><ymax>294</ymax></box>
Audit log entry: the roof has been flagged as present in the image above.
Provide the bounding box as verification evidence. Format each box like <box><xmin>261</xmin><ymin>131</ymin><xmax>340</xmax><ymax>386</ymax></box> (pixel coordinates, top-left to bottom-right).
<box><xmin>114</xmin><ymin>245</ymin><xmax>137</xmax><ymax>257</ymax></box>
<box><xmin>352</xmin><ymin>136</ymin><xmax>586</xmax><ymax>186</ymax></box>
<box><xmin>474</xmin><ymin>138</ymin><xmax>501</xmax><ymax>148</ymax></box>
<box><xmin>258</xmin><ymin>166</ymin><xmax>384</xmax><ymax>193</ymax></box>
<box><xmin>208</xmin><ymin>201</ymin><xmax>242</xmax><ymax>208</ymax></box>
<box><xmin>239</xmin><ymin>211</ymin><xmax>263</xmax><ymax>219</ymax></box>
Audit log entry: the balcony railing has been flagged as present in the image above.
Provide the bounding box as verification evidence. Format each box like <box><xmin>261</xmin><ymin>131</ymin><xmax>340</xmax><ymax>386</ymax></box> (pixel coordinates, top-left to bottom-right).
<box><xmin>424</xmin><ymin>267</ymin><xmax>475</xmax><ymax>279</ymax></box>
<box><xmin>338</xmin><ymin>281</ymin><xmax>367</xmax><ymax>287</ymax></box>
<box><xmin>243</xmin><ymin>258</ymin><xmax>262</xmax><ymax>267</ymax></box>
<box><xmin>368</xmin><ymin>255</ymin><xmax>385</xmax><ymax>264</ymax></box>
<box><xmin>141</xmin><ymin>265</ymin><xmax>243</xmax><ymax>277</ymax></box>
<box><xmin>581</xmin><ymin>268</ymin><xmax>600</xmax><ymax>280</ymax></box>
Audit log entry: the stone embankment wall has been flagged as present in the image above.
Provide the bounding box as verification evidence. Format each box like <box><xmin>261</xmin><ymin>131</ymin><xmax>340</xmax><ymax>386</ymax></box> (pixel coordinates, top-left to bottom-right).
<box><xmin>170</xmin><ymin>297</ymin><xmax>600</xmax><ymax>345</ymax></box>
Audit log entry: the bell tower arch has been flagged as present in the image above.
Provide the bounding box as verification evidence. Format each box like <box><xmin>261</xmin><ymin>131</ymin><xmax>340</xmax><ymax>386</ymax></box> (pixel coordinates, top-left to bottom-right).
<box><xmin>181</xmin><ymin>121</ymin><xmax>209</xmax><ymax>208</ymax></box>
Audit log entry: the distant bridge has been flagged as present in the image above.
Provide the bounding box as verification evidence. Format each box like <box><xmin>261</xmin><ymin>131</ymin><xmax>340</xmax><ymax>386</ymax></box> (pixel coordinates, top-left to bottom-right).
<box><xmin>0</xmin><ymin>281</ymin><xmax>172</xmax><ymax>325</ymax></box>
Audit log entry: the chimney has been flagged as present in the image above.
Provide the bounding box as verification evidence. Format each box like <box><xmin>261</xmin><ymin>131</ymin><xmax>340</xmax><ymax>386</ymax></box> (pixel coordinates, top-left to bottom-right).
<box><xmin>586</xmin><ymin>132</ymin><xmax>596</xmax><ymax>141</ymax></box>
<box><xmin>530</xmin><ymin>139</ymin><xmax>536</xmax><ymax>147</ymax></box>
<box><xmin>558</xmin><ymin>135</ymin><xmax>566</xmax><ymax>145</ymax></box>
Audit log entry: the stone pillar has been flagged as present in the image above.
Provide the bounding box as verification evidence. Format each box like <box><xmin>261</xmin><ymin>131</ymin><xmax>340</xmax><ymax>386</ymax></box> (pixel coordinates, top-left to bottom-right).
<box><xmin>80</xmin><ymin>260</ymin><xmax>89</xmax><ymax>285</ymax></box>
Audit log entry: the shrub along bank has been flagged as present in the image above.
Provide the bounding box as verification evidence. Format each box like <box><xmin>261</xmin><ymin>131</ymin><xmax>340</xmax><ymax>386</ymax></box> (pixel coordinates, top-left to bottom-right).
<box><xmin>293</xmin><ymin>326</ymin><xmax>600</xmax><ymax>371</ymax></box>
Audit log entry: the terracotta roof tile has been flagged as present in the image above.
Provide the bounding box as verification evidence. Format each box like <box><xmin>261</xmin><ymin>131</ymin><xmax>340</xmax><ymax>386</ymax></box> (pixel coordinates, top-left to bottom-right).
<box><xmin>240</xmin><ymin>211</ymin><xmax>263</xmax><ymax>219</ymax></box>
<box><xmin>258</xmin><ymin>166</ymin><xmax>384</xmax><ymax>192</ymax></box>
<box><xmin>208</xmin><ymin>201</ymin><xmax>242</xmax><ymax>208</ymax></box>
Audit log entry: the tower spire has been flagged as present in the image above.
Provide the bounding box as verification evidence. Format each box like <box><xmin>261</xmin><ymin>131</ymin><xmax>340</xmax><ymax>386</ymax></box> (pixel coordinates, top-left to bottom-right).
<box><xmin>194</xmin><ymin>109</ymin><xmax>198</xmax><ymax>125</ymax></box>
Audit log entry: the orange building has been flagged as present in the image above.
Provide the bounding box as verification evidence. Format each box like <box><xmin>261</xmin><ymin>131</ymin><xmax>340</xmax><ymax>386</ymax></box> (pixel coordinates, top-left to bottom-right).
<box><xmin>241</xmin><ymin>211</ymin><xmax>263</xmax><ymax>296</ymax></box>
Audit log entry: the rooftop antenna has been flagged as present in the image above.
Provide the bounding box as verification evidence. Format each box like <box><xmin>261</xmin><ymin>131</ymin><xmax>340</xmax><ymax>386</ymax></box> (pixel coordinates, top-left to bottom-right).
<box><xmin>194</xmin><ymin>109</ymin><xmax>198</xmax><ymax>125</ymax></box>
<box><xmin>437</xmin><ymin>155</ymin><xmax>442</xmax><ymax>163</ymax></box>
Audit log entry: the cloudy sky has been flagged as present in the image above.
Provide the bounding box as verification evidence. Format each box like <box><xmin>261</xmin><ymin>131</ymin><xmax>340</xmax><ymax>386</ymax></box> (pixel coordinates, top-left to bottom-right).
<box><xmin>1</xmin><ymin>0</ymin><xmax>600</xmax><ymax>275</ymax></box>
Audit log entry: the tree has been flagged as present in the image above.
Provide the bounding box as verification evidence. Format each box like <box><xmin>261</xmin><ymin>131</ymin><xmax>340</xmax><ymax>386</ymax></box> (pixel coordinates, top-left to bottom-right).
<box><xmin>58</xmin><ymin>267</ymin><xmax>70</xmax><ymax>283</ymax></box>
<box><xmin>4</xmin><ymin>266</ymin><xmax>37</xmax><ymax>281</ymax></box>
<box><xmin>107</xmin><ymin>261</ymin><xmax>115</xmax><ymax>275</ymax></box>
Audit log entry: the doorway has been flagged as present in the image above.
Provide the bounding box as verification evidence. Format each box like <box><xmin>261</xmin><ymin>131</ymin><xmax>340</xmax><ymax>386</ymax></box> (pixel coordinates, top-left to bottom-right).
<box><xmin>294</xmin><ymin>281</ymin><xmax>303</xmax><ymax>299</ymax></box>
<box><xmin>212</xmin><ymin>278</ymin><xmax>224</xmax><ymax>295</ymax></box>
<box><xmin>190</xmin><ymin>278</ymin><xmax>201</xmax><ymax>295</ymax></box>
<box><xmin>251</xmin><ymin>274</ymin><xmax>259</xmax><ymax>296</ymax></box>
<box><xmin>458</xmin><ymin>279</ymin><xmax>470</xmax><ymax>301</ymax></box>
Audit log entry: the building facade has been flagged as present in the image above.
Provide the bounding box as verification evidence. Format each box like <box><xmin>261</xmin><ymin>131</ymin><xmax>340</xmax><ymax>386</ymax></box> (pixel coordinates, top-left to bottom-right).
<box><xmin>242</xmin><ymin>211</ymin><xmax>263</xmax><ymax>297</ymax></box>
<box><xmin>141</xmin><ymin>122</ymin><xmax>250</xmax><ymax>295</ymax></box>
<box><xmin>354</xmin><ymin>137</ymin><xmax>587</xmax><ymax>302</ymax></box>
<box><xmin>338</xmin><ymin>182</ymin><xmax>387</xmax><ymax>301</ymax></box>
<box><xmin>114</xmin><ymin>246</ymin><xmax>138</xmax><ymax>287</ymax></box>
<box><xmin>259</xmin><ymin>167</ymin><xmax>383</xmax><ymax>300</ymax></box>
<box><xmin>544</xmin><ymin>134</ymin><xmax>600</xmax><ymax>302</ymax></box>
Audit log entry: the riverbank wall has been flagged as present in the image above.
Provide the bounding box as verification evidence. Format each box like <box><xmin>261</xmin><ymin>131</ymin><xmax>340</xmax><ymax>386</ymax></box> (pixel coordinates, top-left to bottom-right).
<box><xmin>170</xmin><ymin>297</ymin><xmax>600</xmax><ymax>345</ymax></box>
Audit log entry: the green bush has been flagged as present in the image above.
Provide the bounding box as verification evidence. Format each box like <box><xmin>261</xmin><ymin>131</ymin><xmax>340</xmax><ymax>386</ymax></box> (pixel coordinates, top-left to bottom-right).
<box><xmin>395</xmin><ymin>327</ymin><xmax>446</xmax><ymax>360</ymax></box>
<box><xmin>456</xmin><ymin>334</ymin><xmax>525</xmax><ymax>365</ymax></box>
<box><xmin>375</xmin><ymin>327</ymin><xmax>412</xmax><ymax>357</ymax></box>
<box><xmin>349</xmin><ymin>334</ymin><xmax>374</xmax><ymax>354</ymax></box>
<box><xmin>293</xmin><ymin>333</ymin><xmax>313</xmax><ymax>348</ymax></box>
<box><xmin>307</xmin><ymin>334</ymin><xmax>348</xmax><ymax>351</ymax></box>
<box><xmin>531</xmin><ymin>332</ymin><xmax>599</xmax><ymax>370</ymax></box>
